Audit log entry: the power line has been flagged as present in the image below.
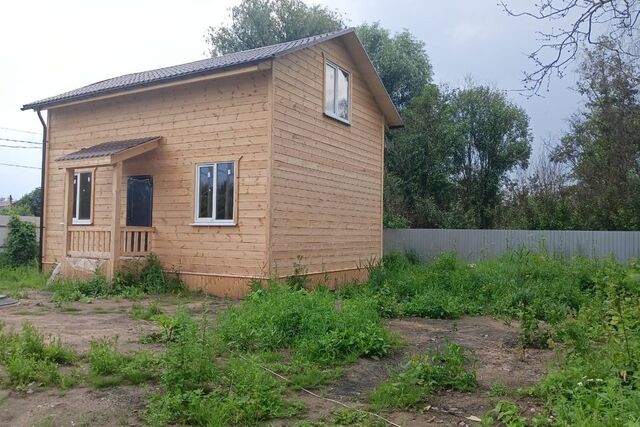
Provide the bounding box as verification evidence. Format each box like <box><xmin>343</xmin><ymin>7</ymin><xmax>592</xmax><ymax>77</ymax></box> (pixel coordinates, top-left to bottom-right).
<box><xmin>0</xmin><ymin>144</ymin><xmax>40</xmax><ymax>149</ymax></box>
<box><xmin>0</xmin><ymin>162</ymin><xmax>41</xmax><ymax>170</ymax></box>
<box><xmin>0</xmin><ymin>137</ymin><xmax>41</xmax><ymax>145</ymax></box>
<box><xmin>0</xmin><ymin>126</ymin><xmax>40</xmax><ymax>135</ymax></box>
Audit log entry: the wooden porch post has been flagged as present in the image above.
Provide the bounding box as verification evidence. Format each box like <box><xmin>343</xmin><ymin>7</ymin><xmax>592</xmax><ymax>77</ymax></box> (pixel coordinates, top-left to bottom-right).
<box><xmin>62</xmin><ymin>168</ymin><xmax>74</xmax><ymax>257</ymax></box>
<box><xmin>109</xmin><ymin>162</ymin><xmax>122</xmax><ymax>280</ymax></box>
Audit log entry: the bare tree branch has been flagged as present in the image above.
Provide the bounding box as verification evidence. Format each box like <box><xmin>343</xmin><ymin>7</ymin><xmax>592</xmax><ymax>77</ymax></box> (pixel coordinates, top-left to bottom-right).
<box><xmin>500</xmin><ymin>0</ymin><xmax>640</xmax><ymax>94</ymax></box>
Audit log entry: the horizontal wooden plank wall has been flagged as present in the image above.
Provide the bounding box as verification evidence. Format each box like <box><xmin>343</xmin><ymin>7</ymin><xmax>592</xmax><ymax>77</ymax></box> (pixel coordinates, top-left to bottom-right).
<box><xmin>270</xmin><ymin>39</ymin><xmax>385</xmax><ymax>278</ymax></box>
<box><xmin>44</xmin><ymin>71</ymin><xmax>271</xmax><ymax>294</ymax></box>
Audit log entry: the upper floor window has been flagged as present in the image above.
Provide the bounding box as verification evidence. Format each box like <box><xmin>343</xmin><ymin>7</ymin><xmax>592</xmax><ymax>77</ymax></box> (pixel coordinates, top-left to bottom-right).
<box><xmin>72</xmin><ymin>171</ymin><xmax>92</xmax><ymax>225</ymax></box>
<box><xmin>194</xmin><ymin>161</ymin><xmax>236</xmax><ymax>225</ymax></box>
<box><xmin>324</xmin><ymin>61</ymin><xmax>350</xmax><ymax>124</ymax></box>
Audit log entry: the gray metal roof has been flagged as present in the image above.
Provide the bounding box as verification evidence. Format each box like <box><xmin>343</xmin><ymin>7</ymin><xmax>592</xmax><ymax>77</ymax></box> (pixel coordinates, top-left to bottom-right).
<box><xmin>23</xmin><ymin>29</ymin><xmax>354</xmax><ymax>111</ymax></box>
<box><xmin>57</xmin><ymin>137</ymin><xmax>160</xmax><ymax>161</ymax></box>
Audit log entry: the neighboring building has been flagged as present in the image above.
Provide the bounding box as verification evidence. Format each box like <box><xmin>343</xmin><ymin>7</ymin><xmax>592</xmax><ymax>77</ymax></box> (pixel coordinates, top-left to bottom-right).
<box><xmin>22</xmin><ymin>28</ymin><xmax>402</xmax><ymax>297</ymax></box>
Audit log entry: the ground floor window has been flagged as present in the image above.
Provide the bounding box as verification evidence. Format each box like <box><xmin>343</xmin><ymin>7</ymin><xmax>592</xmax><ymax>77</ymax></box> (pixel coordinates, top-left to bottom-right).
<box><xmin>72</xmin><ymin>171</ymin><xmax>92</xmax><ymax>225</ymax></box>
<box><xmin>194</xmin><ymin>161</ymin><xmax>236</xmax><ymax>225</ymax></box>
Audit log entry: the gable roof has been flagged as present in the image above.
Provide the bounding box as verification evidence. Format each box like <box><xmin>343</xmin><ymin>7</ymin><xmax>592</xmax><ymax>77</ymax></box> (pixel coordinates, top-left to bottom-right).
<box><xmin>22</xmin><ymin>28</ymin><xmax>402</xmax><ymax>127</ymax></box>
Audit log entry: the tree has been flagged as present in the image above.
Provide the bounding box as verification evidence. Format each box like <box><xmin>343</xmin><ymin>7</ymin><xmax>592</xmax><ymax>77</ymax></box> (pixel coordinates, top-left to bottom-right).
<box><xmin>385</xmin><ymin>84</ymin><xmax>457</xmax><ymax>227</ymax></box>
<box><xmin>205</xmin><ymin>0</ymin><xmax>345</xmax><ymax>56</ymax></box>
<box><xmin>356</xmin><ymin>23</ymin><xmax>433</xmax><ymax>110</ymax></box>
<box><xmin>385</xmin><ymin>84</ymin><xmax>532</xmax><ymax>229</ymax></box>
<box><xmin>551</xmin><ymin>42</ymin><xmax>640</xmax><ymax>230</ymax></box>
<box><xmin>450</xmin><ymin>85</ymin><xmax>532</xmax><ymax>228</ymax></box>
<box><xmin>501</xmin><ymin>0</ymin><xmax>640</xmax><ymax>93</ymax></box>
<box><xmin>498</xmin><ymin>155</ymin><xmax>575</xmax><ymax>230</ymax></box>
<box><xmin>0</xmin><ymin>188</ymin><xmax>41</xmax><ymax>217</ymax></box>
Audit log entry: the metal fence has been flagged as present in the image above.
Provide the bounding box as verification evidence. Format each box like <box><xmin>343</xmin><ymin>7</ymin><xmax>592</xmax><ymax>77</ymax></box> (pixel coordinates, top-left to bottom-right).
<box><xmin>384</xmin><ymin>229</ymin><xmax>640</xmax><ymax>262</ymax></box>
<box><xmin>0</xmin><ymin>215</ymin><xmax>40</xmax><ymax>251</ymax></box>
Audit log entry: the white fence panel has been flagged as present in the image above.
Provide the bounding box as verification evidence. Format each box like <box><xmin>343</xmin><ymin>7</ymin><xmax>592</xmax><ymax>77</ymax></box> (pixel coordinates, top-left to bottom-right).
<box><xmin>384</xmin><ymin>229</ymin><xmax>640</xmax><ymax>262</ymax></box>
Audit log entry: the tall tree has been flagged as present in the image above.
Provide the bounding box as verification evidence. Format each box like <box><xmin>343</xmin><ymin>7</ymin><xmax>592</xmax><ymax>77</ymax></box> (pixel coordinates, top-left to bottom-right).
<box><xmin>451</xmin><ymin>85</ymin><xmax>532</xmax><ymax>228</ymax></box>
<box><xmin>356</xmin><ymin>23</ymin><xmax>432</xmax><ymax>110</ymax></box>
<box><xmin>551</xmin><ymin>42</ymin><xmax>640</xmax><ymax>230</ymax></box>
<box><xmin>385</xmin><ymin>84</ymin><xmax>456</xmax><ymax>228</ymax></box>
<box><xmin>205</xmin><ymin>0</ymin><xmax>345</xmax><ymax>56</ymax></box>
<box><xmin>386</xmin><ymin>84</ymin><xmax>532</xmax><ymax>228</ymax></box>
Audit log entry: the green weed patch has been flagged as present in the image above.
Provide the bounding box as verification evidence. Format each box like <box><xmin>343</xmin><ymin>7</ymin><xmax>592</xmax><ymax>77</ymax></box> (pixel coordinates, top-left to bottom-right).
<box><xmin>0</xmin><ymin>322</ymin><xmax>77</xmax><ymax>388</ymax></box>
<box><xmin>369</xmin><ymin>341</ymin><xmax>477</xmax><ymax>409</ymax></box>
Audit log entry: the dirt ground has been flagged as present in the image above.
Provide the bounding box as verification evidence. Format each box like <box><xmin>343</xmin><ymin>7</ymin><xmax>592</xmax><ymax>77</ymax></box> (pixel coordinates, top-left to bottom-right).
<box><xmin>289</xmin><ymin>317</ymin><xmax>554</xmax><ymax>426</ymax></box>
<box><xmin>0</xmin><ymin>292</ymin><xmax>554</xmax><ymax>427</ymax></box>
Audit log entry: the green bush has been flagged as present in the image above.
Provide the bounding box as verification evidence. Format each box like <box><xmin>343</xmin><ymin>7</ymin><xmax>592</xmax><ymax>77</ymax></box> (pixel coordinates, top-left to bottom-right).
<box><xmin>5</xmin><ymin>215</ymin><xmax>38</xmax><ymax>266</ymax></box>
<box><xmin>369</xmin><ymin>342</ymin><xmax>477</xmax><ymax>409</ymax></box>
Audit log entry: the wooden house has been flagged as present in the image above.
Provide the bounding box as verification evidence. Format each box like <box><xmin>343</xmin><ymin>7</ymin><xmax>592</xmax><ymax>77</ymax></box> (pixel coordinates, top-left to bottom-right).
<box><xmin>22</xmin><ymin>28</ymin><xmax>402</xmax><ymax>297</ymax></box>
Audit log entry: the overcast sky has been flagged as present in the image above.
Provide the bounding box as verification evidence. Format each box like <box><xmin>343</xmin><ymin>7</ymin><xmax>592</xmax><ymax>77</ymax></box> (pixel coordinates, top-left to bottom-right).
<box><xmin>0</xmin><ymin>0</ymin><xmax>581</xmax><ymax>199</ymax></box>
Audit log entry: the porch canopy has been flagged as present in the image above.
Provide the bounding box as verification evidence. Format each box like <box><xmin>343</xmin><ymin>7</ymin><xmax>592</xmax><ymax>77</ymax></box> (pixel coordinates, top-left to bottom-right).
<box><xmin>58</xmin><ymin>136</ymin><xmax>161</xmax><ymax>279</ymax></box>
<box><xmin>57</xmin><ymin>136</ymin><xmax>161</xmax><ymax>167</ymax></box>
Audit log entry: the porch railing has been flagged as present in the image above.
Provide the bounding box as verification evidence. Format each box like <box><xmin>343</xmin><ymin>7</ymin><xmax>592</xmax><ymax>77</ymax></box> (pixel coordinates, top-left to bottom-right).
<box><xmin>66</xmin><ymin>226</ymin><xmax>154</xmax><ymax>258</ymax></box>
<box><xmin>67</xmin><ymin>226</ymin><xmax>111</xmax><ymax>258</ymax></box>
<box><xmin>121</xmin><ymin>226</ymin><xmax>154</xmax><ymax>257</ymax></box>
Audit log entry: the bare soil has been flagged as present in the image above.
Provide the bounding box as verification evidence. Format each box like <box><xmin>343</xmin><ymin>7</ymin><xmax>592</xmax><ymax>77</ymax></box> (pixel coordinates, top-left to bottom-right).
<box><xmin>287</xmin><ymin>317</ymin><xmax>555</xmax><ymax>426</ymax></box>
<box><xmin>0</xmin><ymin>293</ymin><xmax>554</xmax><ymax>427</ymax></box>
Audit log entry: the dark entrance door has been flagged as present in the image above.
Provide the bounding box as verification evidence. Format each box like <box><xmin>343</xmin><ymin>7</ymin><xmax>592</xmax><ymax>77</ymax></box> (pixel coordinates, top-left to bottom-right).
<box><xmin>126</xmin><ymin>176</ymin><xmax>153</xmax><ymax>227</ymax></box>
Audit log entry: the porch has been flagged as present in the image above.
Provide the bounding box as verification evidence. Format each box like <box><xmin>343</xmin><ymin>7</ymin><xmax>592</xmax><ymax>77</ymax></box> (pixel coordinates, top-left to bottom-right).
<box><xmin>58</xmin><ymin>136</ymin><xmax>161</xmax><ymax>279</ymax></box>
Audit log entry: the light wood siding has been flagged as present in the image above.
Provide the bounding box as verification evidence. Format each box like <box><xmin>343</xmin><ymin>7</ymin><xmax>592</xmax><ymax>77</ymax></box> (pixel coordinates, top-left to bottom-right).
<box><xmin>43</xmin><ymin>71</ymin><xmax>271</xmax><ymax>279</ymax></box>
<box><xmin>270</xmin><ymin>39</ymin><xmax>385</xmax><ymax>276</ymax></box>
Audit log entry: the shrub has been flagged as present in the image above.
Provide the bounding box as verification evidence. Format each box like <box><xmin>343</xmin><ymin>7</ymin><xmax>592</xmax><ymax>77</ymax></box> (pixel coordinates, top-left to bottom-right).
<box><xmin>5</xmin><ymin>215</ymin><xmax>38</xmax><ymax>266</ymax></box>
<box><xmin>115</xmin><ymin>253</ymin><xmax>183</xmax><ymax>295</ymax></box>
<box><xmin>369</xmin><ymin>342</ymin><xmax>477</xmax><ymax>409</ymax></box>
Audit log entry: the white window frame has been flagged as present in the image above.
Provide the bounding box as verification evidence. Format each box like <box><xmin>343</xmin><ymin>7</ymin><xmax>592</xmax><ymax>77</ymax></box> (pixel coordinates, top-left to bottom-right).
<box><xmin>324</xmin><ymin>60</ymin><xmax>351</xmax><ymax>125</ymax></box>
<box><xmin>193</xmin><ymin>161</ymin><xmax>237</xmax><ymax>226</ymax></box>
<box><xmin>72</xmin><ymin>171</ymin><xmax>93</xmax><ymax>225</ymax></box>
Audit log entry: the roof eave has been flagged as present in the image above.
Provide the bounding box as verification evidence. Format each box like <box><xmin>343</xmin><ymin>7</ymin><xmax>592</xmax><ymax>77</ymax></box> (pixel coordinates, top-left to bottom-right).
<box><xmin>21</xmin><ymin>60</ymin><xmax>269</xmax><ymax>111</ymax></box>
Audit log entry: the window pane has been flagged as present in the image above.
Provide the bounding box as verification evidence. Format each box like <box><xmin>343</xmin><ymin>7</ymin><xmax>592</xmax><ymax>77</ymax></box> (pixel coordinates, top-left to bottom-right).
<box><xmin>78</xmin><ymin>172</ymin><xmax>91</xmax><ymax>220</ymax></box>
<box><xmin>336</xmin><ymin>68</ymin><xmax>349</xmax><ymax>121</ymax></box>
<box><xmin>325</xmin><ymin>63</ymin><xmax>336</xmax><ymax>114</ymax></box>
<box><xmin>198</xmin><ymin>166</ymin><xmax>214</xmax><ymax>219</ymax></box>
<box><xmin>72</xmin><ymin>174</ymin><xmax>78</xmax><ymax>219</ymax></box>
<box><xmin>216</xmin><ymin>162</ymin><xmax>234</xmax><ymax>221</ymax></box>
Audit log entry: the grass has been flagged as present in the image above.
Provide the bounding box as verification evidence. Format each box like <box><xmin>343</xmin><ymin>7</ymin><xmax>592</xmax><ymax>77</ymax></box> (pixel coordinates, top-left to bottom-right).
<box><xmin>342</xmin><ymin>250</ymin><xmax>599</xmax><ymax>324</ymax></box>
<box><xmin>2</xmin><ymin>249</ymin><xmax>639</xmax><ymax>426</ymax></box>
<box><xmin>0</xmin><ymin>263</ymin><xmax>46</xmax><ymax>298</ymax></box>
<box><xmin>144</xmin><ymin>310</ymin><xmax>302</xmax><ymax>426</ymax></box>
<box><xmin>369</xmin><ymin>341</ymin><xmax>477</xmax><ymax>409</ymax></box>
<box><xmin>49</xmin><ymin>254</ymin><xmax>184</xmax><ymax>304</ymax></box>
<box><xmin>87</xmin><ymin>338</ymin><xmax>160</xmax><ymax>387</ymax></box>
<box><xmin>355</xmin><ymin>251</ymin><xmax>640</xmax><ymax>425</ymax></box>
<box><xmin>130</xmin><ymin>301</ymin><xmax>163</xmax><ymax>320</ymax></box>
<box><xmin>0</xmin><ymin>321</ymin><xmax>77</xmax><ymax>388</ymax></box>
<box><xmin>142</xmin><ymin>282</ymin><xmax>399</xmax><ymax>425</ymax></box>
